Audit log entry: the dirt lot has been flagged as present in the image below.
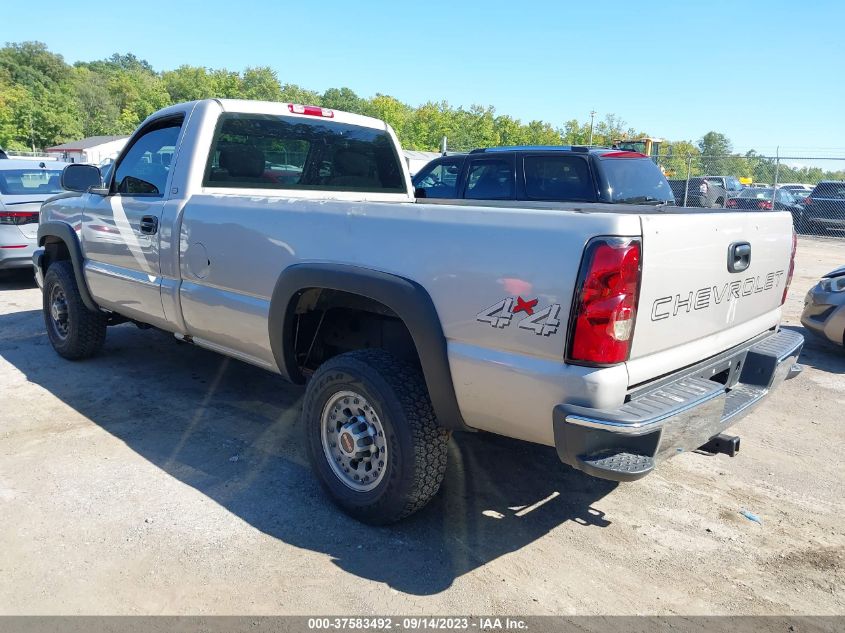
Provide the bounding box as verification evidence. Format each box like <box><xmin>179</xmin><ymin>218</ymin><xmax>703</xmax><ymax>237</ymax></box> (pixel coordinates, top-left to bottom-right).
<box><xmin>0</xmin><ymin>237</ymin><xmax>843</xmax><ymax>616</ymax></box>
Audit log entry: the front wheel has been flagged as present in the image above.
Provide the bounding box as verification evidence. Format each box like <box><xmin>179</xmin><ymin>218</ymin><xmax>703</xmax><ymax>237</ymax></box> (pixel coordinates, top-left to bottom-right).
<box><xmin>43</xmin><ymin>261</ymin><xmax>107</xmax><ymax>359</ymax></box>
<box><xmin>303</xmin><ymin>349</ymin><xmax>450</xmax><ymax>524</ymax></box>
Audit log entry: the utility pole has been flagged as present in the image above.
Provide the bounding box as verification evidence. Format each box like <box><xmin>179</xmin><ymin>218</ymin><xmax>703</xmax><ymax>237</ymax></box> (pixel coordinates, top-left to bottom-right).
<box><xmin>29</xmin><ymin>112</ymin><xmax>36</xmax><ymax>153</ymax></box>
<box><xmin>588</xmin><ymin>110</ymin><xmax>596</xmax><ymax>147</ymax></box>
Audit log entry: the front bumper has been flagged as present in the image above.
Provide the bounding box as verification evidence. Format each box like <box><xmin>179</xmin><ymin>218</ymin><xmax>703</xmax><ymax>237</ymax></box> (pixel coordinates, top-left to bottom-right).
<box><xmin>32</xmin><ymin>247</ymin><xmax>45</xmax><ymax>288</ymax></box>
<box><xmin>553</xmin><ymin>328</ymin><xmax>804</xmax><ymax>482</ymax></box>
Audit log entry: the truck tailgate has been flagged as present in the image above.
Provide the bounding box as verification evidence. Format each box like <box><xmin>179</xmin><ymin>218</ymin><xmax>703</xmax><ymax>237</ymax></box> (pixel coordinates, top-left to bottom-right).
<box><xmin>628</xmin><ymin>211</ymin><xmax>793</xmax><ymax>376</ymax></box>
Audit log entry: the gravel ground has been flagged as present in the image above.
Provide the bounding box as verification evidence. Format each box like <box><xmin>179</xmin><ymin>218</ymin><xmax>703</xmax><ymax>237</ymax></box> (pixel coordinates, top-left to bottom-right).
<box><xmin>0</xmin><ymin>237</ymin><xmax>842</xmax><ymax>616</ymax></box>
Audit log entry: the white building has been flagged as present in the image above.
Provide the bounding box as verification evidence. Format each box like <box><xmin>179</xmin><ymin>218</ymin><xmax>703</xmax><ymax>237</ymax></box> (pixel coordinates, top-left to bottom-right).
<box><xmin>45</xmin><ymin>136</ymin><xmax>129</xmax><ymax>165</ymax></box>
<box><xmin>403</xmin><ymin>150</ymin><xmax>441</xmax><ymax>176</ymax></box>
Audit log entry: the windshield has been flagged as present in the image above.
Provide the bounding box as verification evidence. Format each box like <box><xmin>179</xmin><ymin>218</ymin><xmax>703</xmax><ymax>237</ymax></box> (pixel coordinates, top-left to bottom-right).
<box><xmin>0</xmin><ymin>168</ymin><xmax>64</xmax><ymax>196</ymax></box>
<box><xmin>600</xmin><ymin>157</ymin><xmax>674</xmax><ymax>204</ymax></box>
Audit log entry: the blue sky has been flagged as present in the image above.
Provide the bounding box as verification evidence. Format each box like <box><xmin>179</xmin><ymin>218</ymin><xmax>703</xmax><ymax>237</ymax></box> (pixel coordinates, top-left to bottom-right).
<box><xmin>6</xmin><ymin>0</ymin><xmax>844</xmax><ymax>156</ymax></box>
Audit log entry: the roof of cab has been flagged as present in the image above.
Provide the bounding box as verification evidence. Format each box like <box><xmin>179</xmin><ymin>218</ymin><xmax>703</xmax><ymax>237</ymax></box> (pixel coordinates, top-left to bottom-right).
<box><xmin>213</xmin><ymin>99</ymin><xmax>389</xmax><ymax>131</ymax></box>
<box><xmin>469</xmin><ymin>145</ymin><xmax>647</xmax><ymax>158</ymax></box>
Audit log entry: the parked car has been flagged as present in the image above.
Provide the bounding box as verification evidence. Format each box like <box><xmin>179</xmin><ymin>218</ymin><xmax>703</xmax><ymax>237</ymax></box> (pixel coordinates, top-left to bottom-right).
<box><xmin>778</xmin><ymin>182</ymin><xmax>814</xmax><ymax>192</ymax></box>
<box><xmin>667</xmin><ymin>175</ymin><xmax>742</xmax><ymax>208</ymax></box>
<box><xmin>726</xmin><ymin>187</ymin><xmax>806</xmax><ymax>230</ymax></box>
<box><xmin>412</xmin><ymin>146</ymin><xmax>675</xmax><ymax>205</ymax></box>
<box><xmin>801</xmin><ymin>265</ymin><xmax>845</xmax><ymax>348</ymax></box>
<box><xmin>801</xmin><ymin>181</ymin><xmax>845</xmax><ymax>235</ymax></box>
<box><xmin>0</xmin><ymin>159</ymin><xmax>68</xmax><ymax>272</ymax></box>
<box><xmin>36</xmin><ymin>99</ymin><xmax>802</xmax><ymax>524</ymax></box>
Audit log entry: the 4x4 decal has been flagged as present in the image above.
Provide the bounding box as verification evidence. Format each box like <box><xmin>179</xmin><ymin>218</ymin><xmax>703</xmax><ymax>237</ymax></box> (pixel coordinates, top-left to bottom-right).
<box><xmin>476</xmin><ymin>296</ymin><xmax>561</xmax><ymax>336</ymax></box>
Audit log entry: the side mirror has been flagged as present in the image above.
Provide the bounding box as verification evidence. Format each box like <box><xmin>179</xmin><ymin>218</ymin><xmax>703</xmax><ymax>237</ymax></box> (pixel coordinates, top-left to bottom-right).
<box><xmin>414</xmin><ymin>187</ymin><xmax>427</xmax><ymax>199</ymax></box>
<box><xmin>61</xmin><ymin>164</ymin><xmax>102</xmax><ymax>193</ymax></box>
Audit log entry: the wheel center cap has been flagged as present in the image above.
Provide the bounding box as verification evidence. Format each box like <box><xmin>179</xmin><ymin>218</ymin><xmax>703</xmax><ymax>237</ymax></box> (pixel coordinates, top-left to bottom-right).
<box><xmin>339</xmin><ymin>431</ymin><xmax>355</xmax><ymax>455</ymax></box>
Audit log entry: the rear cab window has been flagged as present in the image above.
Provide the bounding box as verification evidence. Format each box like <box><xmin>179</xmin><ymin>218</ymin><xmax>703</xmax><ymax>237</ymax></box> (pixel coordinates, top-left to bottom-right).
<box><xmin>598</xmin><ymin>155</ymin><xmax>674</xmax><ymax>204</ymax></box>
<box><xmin>204</xmin><ymin>113</ymin><xmax>406</xmax><ymax>194</ymax></box>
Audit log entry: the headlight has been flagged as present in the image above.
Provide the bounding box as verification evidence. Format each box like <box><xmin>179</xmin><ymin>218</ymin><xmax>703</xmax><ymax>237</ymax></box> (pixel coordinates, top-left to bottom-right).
<box><xmin>819</xmin><ymin>276</ymin><xmax>845</xmax><ymax>292</ymax></box>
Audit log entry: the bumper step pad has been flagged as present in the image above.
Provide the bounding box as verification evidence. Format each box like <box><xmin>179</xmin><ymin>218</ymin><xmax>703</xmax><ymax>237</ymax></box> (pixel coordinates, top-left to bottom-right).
<box><xmin>555</xmin><ymin>328</ymin><xmax>805</xmax><ymax>483</ymax></box>
<box><xmin>576</xmin><ymin>450</ymin><xmax>655</xmax><ymax>482</ymax></box>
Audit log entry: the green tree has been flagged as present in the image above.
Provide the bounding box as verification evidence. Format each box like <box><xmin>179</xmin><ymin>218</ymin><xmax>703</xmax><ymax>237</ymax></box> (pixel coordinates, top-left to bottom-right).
<box><xmin>279</xmin><ymin>83</ymin><xmax>321</xmax><ymax>105</ymax></box>
<box><xmin>697</xmin><ymin>131</ymin><xmax>734</xmax><ymax>174</ymax></box>
<box><xmin>240</xmin><ymin>67</ymin><xmax>282</xmax><ymax>101</ymax></box>
<box><xmin>364</xmin><ymin>94</ymin><xmax>412</xmax><ymax>139</ymax></box>
<box><xmin>108</xmin><ymin>69</ymin><xmax>170</xmax><ymax>133</ymax></box>
<box><xmin>321</xmin><ymin>87</ymin><xmax>365</xmax><ymax>113</ymax></box>
<box><xmin>0</xmin><ymin>41</ymin><xmax>82</xmax><ymax>147</ymax></box>
<box><xmin>162</xmin><ymin>65</ymin><xmax>220</xmax><ymax>102</ymax></box>
<box><xmin>72</xmin><ymin>66</ymin><xmax>121</xmax><ymax>137</ymax></box>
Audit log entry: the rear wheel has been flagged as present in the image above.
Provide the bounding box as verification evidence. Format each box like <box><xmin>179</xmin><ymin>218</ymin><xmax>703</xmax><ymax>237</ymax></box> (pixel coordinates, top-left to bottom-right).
<box><xmin>43</xmin><ymin>261</ymin><xmax>107</xmax><ymax>359</ymax></box>
<box><xmin>303</xmin><ymin>349</ymin><xmax>450</xmax><ymax>524</ymax></box>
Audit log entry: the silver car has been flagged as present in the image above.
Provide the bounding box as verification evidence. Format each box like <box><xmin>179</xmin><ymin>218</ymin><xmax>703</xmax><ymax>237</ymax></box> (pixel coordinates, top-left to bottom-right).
<box><xmin>801</xmin><ymin>265</ymin><xmax>845</xmax><ymax>347</ymax></box>
<box><xmin>0</xmin><ymin>160</ymin><xmax>68</xmax><ymax>271</ymax></box>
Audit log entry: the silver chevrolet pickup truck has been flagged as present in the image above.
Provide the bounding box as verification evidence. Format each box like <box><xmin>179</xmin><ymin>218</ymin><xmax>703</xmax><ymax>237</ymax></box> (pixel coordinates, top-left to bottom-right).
<box><xmin>35</xmin><ymin>99</ymin><xmax>803</xmax><ymax>524</ymax></box>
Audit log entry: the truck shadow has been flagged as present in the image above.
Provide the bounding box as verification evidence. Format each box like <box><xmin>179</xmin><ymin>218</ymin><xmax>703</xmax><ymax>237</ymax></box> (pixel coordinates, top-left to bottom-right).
<box><xmin>0</xmin><ymin>309</ymin><xmax>616</xmax><ymax>596</ymax></box>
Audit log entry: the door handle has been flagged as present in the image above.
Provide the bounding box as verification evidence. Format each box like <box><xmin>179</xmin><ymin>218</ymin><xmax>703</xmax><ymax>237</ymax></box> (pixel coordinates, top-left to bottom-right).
<box><xmin>727</xmin><ymin>241</ymin><xmax>751</xmax><ymax>273</ymax></box>
<box><xmin>139</xmin><ymin>215</ymin><xmax>158</xmax><ymax>235</ymax></box>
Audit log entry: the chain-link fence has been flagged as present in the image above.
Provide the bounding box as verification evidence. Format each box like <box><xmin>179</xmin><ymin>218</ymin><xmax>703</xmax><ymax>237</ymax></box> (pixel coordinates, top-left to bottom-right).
<box><xmin>657</xmin><ymin>154</ymin><xmax>845</xmax><ymax>239</ymax></box>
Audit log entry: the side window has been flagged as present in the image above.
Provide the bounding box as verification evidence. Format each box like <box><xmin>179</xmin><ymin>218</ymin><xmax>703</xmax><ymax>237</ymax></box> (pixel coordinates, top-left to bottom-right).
<box><xmin>113</xmin><ymin>117</ymin><xmax>183</xmax><ymax>196</ymax></box>
<box><xmin>523</xmin><ymin>155</ymin><xmax>592</xmax><ymax>200</ymax></box>
<box><xmin>464</xmin><ymin>159</ymin><xmax>514</xmax><ymax>200</ymax></box>
<box><xmin>413</xmin><ymin>159</ymin><xmax>462</xmax><ymax>198</ymax></box>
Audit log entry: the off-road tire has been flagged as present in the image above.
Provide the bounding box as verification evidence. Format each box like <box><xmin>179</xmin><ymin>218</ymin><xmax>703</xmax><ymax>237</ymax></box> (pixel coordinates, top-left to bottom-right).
<box><xmin>303</xmin><ymin>349</ymin><xmax>450</xmax><ymax>524</ymax></box>
<box><xmin>43</xmin><ymin>261</ymin><xmax>107</xmax><ymax>360</ymax></box>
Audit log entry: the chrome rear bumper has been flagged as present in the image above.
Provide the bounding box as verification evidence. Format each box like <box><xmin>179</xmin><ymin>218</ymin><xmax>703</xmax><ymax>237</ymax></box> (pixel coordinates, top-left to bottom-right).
<box><xmin>553</xmin><ymin>328</ymin><xmax>804</xmax><ymax>482</ymax></box>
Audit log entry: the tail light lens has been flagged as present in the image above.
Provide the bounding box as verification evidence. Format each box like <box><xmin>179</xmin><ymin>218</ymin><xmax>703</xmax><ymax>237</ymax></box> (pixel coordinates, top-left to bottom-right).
<box><xmin>803</xmin><ymin>196</ymin><xmax>812</xmax><ymax>205</ymax></box>
<box><xmin>568</xmin><ymin>238</ymin><xmax>642</xmax><ymax>365</ymax></box>
<box><xmin>782</xmin><ymin>229</ymin><xmax>797</xmax><ymax>305</ymax></box>
<box><xmin>726</xmin><ymin>198</ymin><xmax>737</xmax><ymax>208</ymax></box>
<box><xmin>757</xmin><ymin>200</ymin><xmax>773</xmax><ymax>210</ymax></box>
<box><xmin>0</xmin><ymin>211</ymin><xmax>39</xmax><ymax>225</ymax></box>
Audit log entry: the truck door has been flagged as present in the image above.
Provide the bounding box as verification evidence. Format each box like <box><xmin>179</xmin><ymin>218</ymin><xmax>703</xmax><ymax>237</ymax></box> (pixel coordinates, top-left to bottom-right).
<box><xmin>81</xmin><ymin>115</ymin><xmax>184</xmax><ymax>327</ymax></box>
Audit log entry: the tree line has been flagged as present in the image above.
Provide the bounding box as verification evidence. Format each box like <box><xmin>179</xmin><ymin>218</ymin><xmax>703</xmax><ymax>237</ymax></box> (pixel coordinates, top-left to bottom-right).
<box><xmin>1</xmin><ymin>42</ymin><xmax>842</xmax><ymax>184</ymax></box>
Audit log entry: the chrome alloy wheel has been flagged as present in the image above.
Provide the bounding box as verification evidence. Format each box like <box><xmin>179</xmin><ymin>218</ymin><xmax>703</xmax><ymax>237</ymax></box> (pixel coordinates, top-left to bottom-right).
<box><xmin>320</xmin><ymin>390</ymin><xmax>388</xmax><ymax>492</ymax></box>
<box><xmin>49</xmin><ymin>285</ymin><xmax>69</xmax><ymax>340</ymax></box>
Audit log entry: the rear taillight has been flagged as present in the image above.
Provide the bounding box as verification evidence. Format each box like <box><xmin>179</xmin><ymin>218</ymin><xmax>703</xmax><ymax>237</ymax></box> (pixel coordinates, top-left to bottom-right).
<box><xmin>757</xmin><ymin>200</ymin><xmax>773</xmax><ymax>210</ymax></box>
<box><xmin>726</xmin><ymin>198</ymin><xmax>737</xmax><ymax>208</ymax></box>
<box><xmin>568</xmin><ymin>238</ymin><xmax>642</xmax><ymax>365</ymax></box>
<box><xmin>288</xmin><ymin>104</ymin><xmax>334</xmax><ymax>118</ymax></box>
<box><xmin>782</xmin><ymin>229</ymin><xmax>797</xmax><ymax>305</ymax></box>
<box><xmin>0</xmin><ymin>211</ymin><xmax>38</xmax><ymax>225</ymax></box>
<box><xmin>803</xmin><ymin>196</ymin><xmax>812</xmax><ymax>205</ymax></box>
